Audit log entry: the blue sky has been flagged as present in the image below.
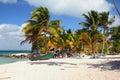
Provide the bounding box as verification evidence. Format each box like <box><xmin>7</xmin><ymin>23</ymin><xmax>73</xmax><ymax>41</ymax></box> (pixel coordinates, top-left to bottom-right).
<box><xmin>0</xmin><ymin>0</ymin><xmax>120</xmax><ymax>50</ymax></box>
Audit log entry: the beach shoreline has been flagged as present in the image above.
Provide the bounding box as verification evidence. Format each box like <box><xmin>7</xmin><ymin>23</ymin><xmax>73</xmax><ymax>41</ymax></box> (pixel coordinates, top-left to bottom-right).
<box><xmin>0</xmin><ymin>55</ymin><xmax>120</xmax><ymax>80</ymax></box>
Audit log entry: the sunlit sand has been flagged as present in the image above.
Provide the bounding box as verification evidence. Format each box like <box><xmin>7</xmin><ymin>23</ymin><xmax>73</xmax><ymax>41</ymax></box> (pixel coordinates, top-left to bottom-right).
<box><xmin>0</xmin><ymin>55</ymin><xmax>120</xmax><ymax>80</ymax></box>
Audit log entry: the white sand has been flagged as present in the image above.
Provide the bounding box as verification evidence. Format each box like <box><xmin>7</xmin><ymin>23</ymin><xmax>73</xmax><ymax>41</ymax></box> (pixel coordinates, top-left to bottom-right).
<box><xmin>0</xmin><ymin>56</ymin><xmax>120</xmax><ymax>80</ymax></box>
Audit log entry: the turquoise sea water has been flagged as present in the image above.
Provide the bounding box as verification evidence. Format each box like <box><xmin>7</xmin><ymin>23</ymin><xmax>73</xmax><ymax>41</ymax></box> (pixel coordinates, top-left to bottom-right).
<box><xmin>0</xmin><ymin>50</ymin><xmax>31</xmax><ymax>64</ymax></box>
<box><xmin>0</xmin><ymin>50</ymin><xmax>31</xmax><ymax>54</ymax></box>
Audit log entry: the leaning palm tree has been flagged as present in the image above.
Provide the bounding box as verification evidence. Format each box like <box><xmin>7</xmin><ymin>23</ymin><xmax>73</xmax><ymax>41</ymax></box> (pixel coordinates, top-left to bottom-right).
<box><xmin>21</xmin><ymin>21</ymin><xmax>40</xmax><ymax>53</ymax></box>
<box><xmin>21</xmin><ymin>7</ymin><xmax>50</xmax><ymax>56</ymax></box>
<box><xmin>22</xmin><ymin>7</ymin><xmax>62</xmax><ymax>55</ymax></box>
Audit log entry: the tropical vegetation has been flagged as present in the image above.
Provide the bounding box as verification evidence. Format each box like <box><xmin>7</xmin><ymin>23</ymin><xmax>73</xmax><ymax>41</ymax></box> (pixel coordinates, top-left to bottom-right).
<box><xmin>110</xmin><ymin>25</ymin><xmax>120</xmax><ymax>53</ymax></box>
<box><xmin>21</xmin><ymin>6</ymin><xmax>120</xmax><ymax>58</ymax></box>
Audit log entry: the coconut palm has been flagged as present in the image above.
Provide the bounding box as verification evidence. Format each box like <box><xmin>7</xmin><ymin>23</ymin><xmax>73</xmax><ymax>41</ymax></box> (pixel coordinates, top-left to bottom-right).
<box><xmin>22</xmin><ymin>7</ymin><xmax>64</xmax><ymax>55</ymax></box>
<box><xmin>21</xmin><ymin>20</ymin><xmax>41</xmax><ymax>54</ymax></box>
<box><xmin>80</xmin><ymin>31</ymin><xmax>103</xmax><ymax>57</ymax></box>
<box><xmin>110</xmin><ymin>25</ymin><xmax>120</xmax><ymax>53</ymax></box>
<box><xmin>65</xmin><ymin>29</ymin><xmax>82</xmax><ymax>54</ymax></box>
<box><xmin>21</xmin><ymin>7</ymin><xmax>51</xmax><ymax>56</ymax></box>
<box><xmin>79</xmin><ymin>10</ymin><xmax>102</xmax><ymax>58</ymax></box>
<box><xmin>99</xmin><ymin>12</ymin><xmax>115</xmax><ymax>34</ymax></box>
<box><xmin>79</xmin><ymin>10</ymin><xmax>100</xmax><ymax>31</ymax></box>
<box><xmin>46</xmin><ymin>20</ymin><xmax>63</xmax><ymax>50</ymax></box>
<box><xmin>99</xmin><ymin>12</ymin><xmax>115</xmax><ymax>55</ymax></box>
<box><xmin>63</xmin><ymin>29</ymin><xmax>75</xmax><ymax>53</ymax></box>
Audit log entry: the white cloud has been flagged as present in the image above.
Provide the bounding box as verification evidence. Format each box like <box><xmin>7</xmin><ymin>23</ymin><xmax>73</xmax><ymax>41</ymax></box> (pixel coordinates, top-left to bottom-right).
<box><xmin>7</xmin><ymin>24</ymin><xmax>27</xmax><ymax>40</ymax></box>
<box><xmin>0</xmin><ymin>24</ymin><xmax>28</xmax><ymax>39</ymax></box>
<box><xmin>0</xmin><ymin>24</ymin><xmax>31</xmax><ymax>50</ymax></box>
<box><xmin>24</xmin><ymin>0</ymin><xmax>120</xmax><ymax>27</ymax></box>
<box><xmin>0</xmin><ymin>24</ymin><xmax>19</xmax><ymax>33</ymax></box>
<box><xmin>0</xmin><ymin>24</ymin><xmax>20</xmax><ymax>39</ymax></box>
<box><xmin>0</xmin><ymin>0</ymin><xmax>17</xmax><ymax>3</ymax></box>
<box><xmin>25</xmin><ymin>0</ymin><xmax>113</xmax><ymax>17</ymax></box>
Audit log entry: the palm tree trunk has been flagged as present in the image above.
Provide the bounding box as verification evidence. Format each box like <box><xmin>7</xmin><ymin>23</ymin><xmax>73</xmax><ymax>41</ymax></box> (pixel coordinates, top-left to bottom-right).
<box><xmin>101</xmin><ymin>28</ymin><xmax>106</xmax><ymax>56</ymax></box>
<box><xmin>92</xmin><ymin>43</ymin><xmax>96</xmax><ymax>58</ymax></box>
<box><xmin>101</xmin><ymin>38</ymin><xmax>104</xmax><ymax>55</ymax></box>
<box><xmin>113</xmin><ymin>0</ymin><xmax>120</xmax><ymax>16</ymax></box>
<box><xmin>31</xmin><ymin>42</ymin><xmax>38</xmax><ymax>57</ymax></box>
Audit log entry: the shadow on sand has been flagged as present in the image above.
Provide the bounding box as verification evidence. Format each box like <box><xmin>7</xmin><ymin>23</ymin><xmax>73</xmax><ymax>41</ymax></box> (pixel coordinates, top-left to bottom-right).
<box><xmin>87</xmin><ymin>60</ymin><xmax>120</xmax><ymax>71</ymax></box>
<box><xmin>28</xmin><ymin>61</ymin><xmax>77</xmax><ymax>66</ymax></box>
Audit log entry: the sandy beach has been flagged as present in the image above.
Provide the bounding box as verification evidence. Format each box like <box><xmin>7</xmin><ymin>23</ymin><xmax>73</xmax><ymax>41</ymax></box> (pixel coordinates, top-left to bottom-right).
<box><xmin>0</xmin><ymin>55</ymin><xmax>120</xmax><ymax>80</ymax></box>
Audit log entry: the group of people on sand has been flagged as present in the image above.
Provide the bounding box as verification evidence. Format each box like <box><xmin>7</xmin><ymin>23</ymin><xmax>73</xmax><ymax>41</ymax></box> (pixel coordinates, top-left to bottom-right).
<box><xmin>31</xmin><ymin>48</ymin><xmax>73</xmax><ymax>58</ymax></box>
<box><xmin>53</xmin><ymin>49</ymin><xmax>72</xmax><ymax>58</ymax></box>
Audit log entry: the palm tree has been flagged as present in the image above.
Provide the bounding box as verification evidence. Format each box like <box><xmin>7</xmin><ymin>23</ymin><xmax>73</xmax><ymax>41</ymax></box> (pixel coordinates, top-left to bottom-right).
<box><xmin>110</xmin><ymin>25</ymin><xmax>120</xmax><ymax>53</ymax></box>
<box><xmin>79</xmin><ymin>10</ymin><xmax>100</xmax><ymax>31</ymax></box>
<box><xmin>49</xmin><ymin>20</ymin><xmax>63</xmax><ymax>39</ymax></box>
<box><xmin>99</xmin><ymin>12</ymin><xmax>115</xmax><ymax>34</ymax></box>
<box><xmin>21</xmin><ymin>21</ymin><xmax>40</xmax><ymax>54</ymax></box>
<box><xmin>22</xmin><ymin>7</ymin><xmax>63</xmax><ymax>55</ymax></box>
<box><xmin>65</xmin><ymin>29</ymin><xmax>82</xmax><ymax>54</ymax></box>
<box><xmin>47</xmin><ymin>20</ymin><xmax>63</xmax><ymax>51</ymax></box>
<box><xmin>80</xmin><ymin>31</ymin><xmax>103</xmax><ymax>57</ymax></box>
<box><xmin>21</xmin><ymin>7</ymin><xmax>50</xmax><ymax>56</ymax></box>
<box><xmin>99</xmin><ymin>12</ymin><xmax>115</xmax><ymax>55</ymax></box>
<box><xmin>64</xmin><ymin>29</ymin><xmax>75</xmax><ymax>53</ymax></box>
<box><xmin>79</xmin><ymin>10</ymin><xmax>101</xmax><ymax>58</ymax></box>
